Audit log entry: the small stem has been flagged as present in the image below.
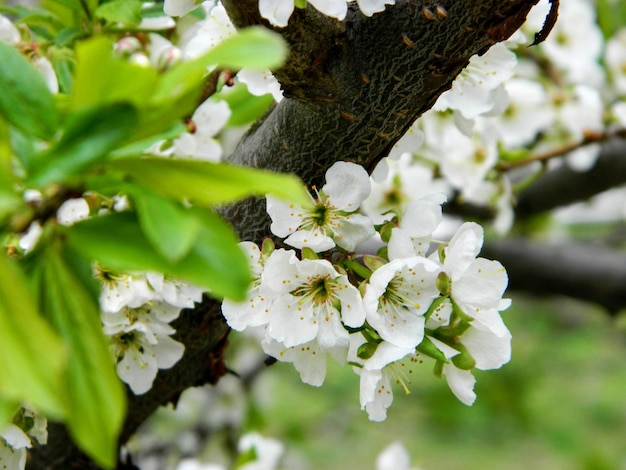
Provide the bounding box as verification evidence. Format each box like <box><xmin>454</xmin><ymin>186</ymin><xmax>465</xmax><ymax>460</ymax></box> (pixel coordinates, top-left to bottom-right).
<box><xmin>497</xmin><ymin>128</ymin><xmax>626</xmax><ymax>171</ymax></box>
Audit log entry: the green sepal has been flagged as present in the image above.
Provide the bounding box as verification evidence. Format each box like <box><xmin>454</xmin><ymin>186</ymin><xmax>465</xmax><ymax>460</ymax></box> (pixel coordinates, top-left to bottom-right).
<box><xmin>261</xmin><ymin>238</ymin><xmax>275</xmax><ymax>258</ymax></box>
<box><xmin>437</xmin><ymin>242</ymin><xmax>446</xmax><ymax>264</ymax></box>
<box><xmin>423</xmin><ymin>296</ymin><xmax>449</xmax><ymax>321</ymax></box>
<box><xmin>378</xmin><ymin>222</ymin><xmax>396</xmax><ymax>243</ymax></box>
<box><xmin>362</xmin><ymin>254</ymin><xmax>387</xmax><ymax>272</ymax></box>
<box><xmin>416</xmin><ymin>336</ymin><xmax>448</xmax><ymax>363</ymax></box>
<box><xmin>357</xmin><ymin>341</ymin><xmax>378</xmax><ymax>361</ymax></box>
<box><xmin>433</xmin><ymin>360</ymin><xmax>443</xmax><ymax>378</ymax></box>
<box><xmin>0</xmin><ymin>41</ymin><xmax>59</xmax><ymax>140</ymax></box>
<box><xmin>301</xmin><ymin>247</ymin><xmax>318</xmax><ymax>260</ymax></box>
<box><xmin>436</xmin><ymin>271</ymin><xmax>451</xmax><ymax>296</ymax></box>
<box><xmin>451</xmin><ymin>343</ymin><xmax>476</xmax><ymax>371</ymax></box>
<box><xmin>343</xmin><ymin>259</ymin><xmax>372</xmax><ymax>280</ymax></box>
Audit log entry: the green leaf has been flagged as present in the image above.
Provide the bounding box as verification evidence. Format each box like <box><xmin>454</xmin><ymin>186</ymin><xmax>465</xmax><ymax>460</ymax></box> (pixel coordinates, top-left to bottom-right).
<box><xmin>0</xmin><ymin>400</ymin><xmax>18</xmax><ymax>431</ymax></box>
<box><xmin>27</xmin><ymin>102</ymin><xmax>138</xmax><ymax>187</ymax></box>
<box><xmin>108</xmin><ymin>157</ymin><xmax>312</xmax><ymax>208</ymax></box>
<box><xmin>71</xmin><ymin>36</ymin><xmax>159</xmax><ymax>110</ymax></box>
<box><xmin>203</xmin><ymin>26</ymin><xmax>287</xmax><ymax>70</ymax></box>
<box><xmin>49</xmin><ymin>46</ymin><xmax>75</xmax><ymax>93</ymax></box>
<box><xmin>37</xmin><ymin>248</ymin><xmax>125</xmax><ymax>469</ymax></box>
<box><xmin>95</xmin><ymin>0</ymin><xmax>142</xmax><ymax>24</ymax></box>
<box><xmin>0</xmin><ymin>253</ymin><xmax>68</xmax><ymax>420</ymax></box>
<box><xmin>65</xmin><ymin>211</ymin><xmax>251</xmax><ymax>300</ymax></box>
<box><xmin>0</xmin><ymin>41</ymin><xmax>59</xmax><ymax>140</ymax></box>
<box><xmin>127</xmin><ymin>184</ymin><xmax>202</xmax><ymax>262</ymax></box>
<box><xmin>217</xmin><ymin>83</ymin><xmax>275</xmax><ymax>127</ymax></box>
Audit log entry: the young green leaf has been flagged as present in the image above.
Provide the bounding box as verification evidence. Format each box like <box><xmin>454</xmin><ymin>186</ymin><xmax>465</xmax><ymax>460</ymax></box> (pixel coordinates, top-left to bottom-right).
<box><xmin>71</xmin><ymin>36</ymin><xmax>158</xmax><ymax>111</ymax></box>
<box><xmin>95</xmin><ymin>0</ymin><xmax>142</xmax><ymax>24</ymax></box>
<box><xmin>37</xmin><ymin>248</ymin><xmax>126</xmax><ymax>469</ymax></box>
<box><xmin>65</xmin><ymin>211</ymin><xmax>251</xmax><ymax>300</ymax></box>
<box><xmin>108</xmin><ymin>157</ymin><xmax>312</xmax><ymax>208</ymax></box>
<box><xmin>27</xmin><ymin>102</ymin><xmax>138</xmax><ymax>187</ymax></box>
<box><xmin>0</xmin><ymin>253</ymin><xmax>68</xmax><ymax>421</ymax></box>
<box><xmin>127</xmin><ymin>184</ymin><xmax>202</xmax><ymax>263</ymax></box>
<box><xmin>0</xmin><ymin>41</ymin><xmax>59</xmax><ymax>140</ymax></box>
<box><xmin>217</xmin><ymin>83</ymin><xmax>275</xmax><ymax>127</ymax></box>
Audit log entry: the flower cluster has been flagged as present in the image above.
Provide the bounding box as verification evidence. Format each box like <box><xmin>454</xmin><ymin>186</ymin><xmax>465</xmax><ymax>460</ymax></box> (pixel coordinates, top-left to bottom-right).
<box><xmin>222</xmin><ymin>161</ymin><xmax>511</xmax><ymax>420</ymax></box>
<box><xmin>50</xmin><ymin>197</ymin><xmax>204</xmax><ymax>395</ymax></box>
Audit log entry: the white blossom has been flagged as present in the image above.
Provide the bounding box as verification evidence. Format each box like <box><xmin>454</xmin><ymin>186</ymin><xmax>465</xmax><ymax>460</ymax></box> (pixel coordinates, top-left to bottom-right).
<box><xmin>261</xmin><ymin>250</ymin><xmax>365</xmax><ymax>348</ymax></box>
<box><xmin>56</xmin><ymin>198</ymin><xmax>90</xmax><ymax>226</ymax></box>
<box><xmin>266</xmin><ymin>161</ymin><xmax>375</xmax><ymax>252</ymax></box>
<box><xmin>173</xmin><ymin>99</ymin><xmax>231</xmax><ymax>161</ymax></box>
<box><xmin>434</xmin><ymin>43</ymin><xmax>516</xmax><ymax>120</ymax></box>
<box><xmin>0</xmin><ymin>425</ymin><xmax>31</xmax><ymax>470</ymax></box>
<box><xmin>363</xmin><ymin>257</ymin><xmax>439</xmax><ymax>349</ymax></box>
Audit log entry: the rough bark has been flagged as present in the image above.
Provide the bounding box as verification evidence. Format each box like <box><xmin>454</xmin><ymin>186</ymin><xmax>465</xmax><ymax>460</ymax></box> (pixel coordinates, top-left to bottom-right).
<box><xmin>27</xmin><ymin>1</ymin><xmax>541</xmax><ymax>467</ymax></box>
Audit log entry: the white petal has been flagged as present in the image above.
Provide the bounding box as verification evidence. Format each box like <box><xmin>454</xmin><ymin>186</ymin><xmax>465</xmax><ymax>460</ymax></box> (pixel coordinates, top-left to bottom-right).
<box><xmin>453</xmin><ymin>258</ymin><xmax>508</xmax><ymax>311</ymax></box>
<box><xmin>400</xmin><ymin>199</ymin><xmax>442</xmax><ymax>238</ymax></box>
<box><xmin>316</xmin><ymin>311</ymin><xmax>349</xmax><ymax>350</ymax></box>
<box><xmin>261</xmin><ymin>249</ymin><xmax>300</xmax><ymax>294</ymax></box>
<box><xmin>462</xmin><ymin>326</ymin><xmax>511</xmax><ymax>370</ymax></box>
<box><xmin>192</xmin><ymin>100</ymin><xmax>231</xmax><ymax>138</ymax></box>
<box><xmin>32</xmin><ymin>57</ymin><xmax>58</xmax><ymax>93</ymax></box>
<box><xmin>444</xmin><ymin>222</ymin><xmax>483</xmax><ymax>280</ymax></box>
<box><xmin>322</xmin><ymin>161</ymin><xmax>371</xmax><ymax>211</ymax></box>
<box><xmin>284</xmin><ymin>228</ymin><xmax>336</xmax><ymax>252</ymax></box>
<box><xmin>164</xmin><ymin>0</ymin><xmax>199</xmax><ymax>16</ymax></box>
<box><xmin>0</xmin><ymin>15</ymin><xmax>19</xmax><ymax>44</ymax></box>
<box><xmin>337</xmin><ymin>279</ymin><xmax>366</xmax><ymax>328</ymax></box>
<box><xmin>442</xmin><ymin>364</ymin><xmax>476</xmax><ymax>405</ymax></box>
<box><xmin>222</xmin><ymin>288</ymin><xmax>273</xmax><ymax>331</ymax></box>
<box><xmin>361</xmin><ymin>369</ymin><xmax>393</xmax><ymax>421</ymax></box>
<box><xmin>332</xmin><ymin>213</ymin><xmax>375</xmax><ymax>251</ymax></box>
<box><xmin>267</xmin><ymin>296</ymin><xmax>318</xmax><ymax>347</ymax></box>
<box><xmin>364</xmin><ymin>341</ymin><xmax>414</xmax><ymax>371</ymax></box>
<box><xmin>309</xmin><ymin>0</ymin><xmax>348</xmax><ymax>20</ymax></box>
<box><xmin>428</xmin><ymin>336</ymin><xmax>460</xmax><ymax>360</ymax></box>
<box><xmin>117</xmin><ymin>346</ymin><xmax>159</xmax><ymax>395</ymax></box>
<box><xmin>1</xmin><ymin>425</ymin><xmax>31</xmax><ymax>449</ymax></box>
<box><xmin>154</xmin><ymin>335</ymin><xmax>185</xmax><ymax>369</ymax></box>
<box><xmin>259</xmin><ymin>0</ymin><xmax>294</xmax><ymax>27</ymax></box>
<box><xmin>376</xmin><ymin>442</ymin><xmax>411</xmax><ymax>470</ymax></box>
<box><xmin>266</xmin><ymin>196</ymin><xmax>306</xmax><ymax>237</ymax></box>
<box><xmin>262</xmin><ymin>338</ymin><xmax>327</xmax><ymax>386</ymax></box>
<box><xmin>57</xmin><ymin>198</ymin><xmax>89</xmax><ymax>226</ymax></box>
